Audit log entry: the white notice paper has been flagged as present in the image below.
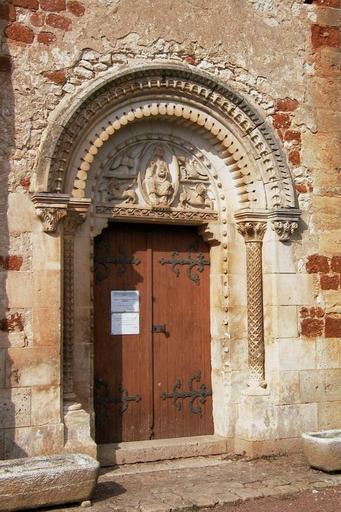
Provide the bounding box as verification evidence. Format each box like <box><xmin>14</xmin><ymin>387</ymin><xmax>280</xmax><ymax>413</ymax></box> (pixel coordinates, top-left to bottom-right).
<box><xmin>111</xmin><ymin>290</ymin><xmax>139</xmax><ymax>313</ymax></box>
<box><xmin>111</xmin><ymin>312</ymin><xmax>139</xmax><ymax>335</ymax></box>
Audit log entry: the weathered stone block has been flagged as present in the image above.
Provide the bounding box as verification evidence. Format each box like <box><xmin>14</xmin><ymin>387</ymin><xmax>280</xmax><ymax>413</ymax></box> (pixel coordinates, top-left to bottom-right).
<box><xmin>31</xmin><ymin>386</ymin><xmax>61</xmax><ymax>426</ymax></box>
<box><xmin>277</xmin><ymin>403</ymin><xmax>318</xmax><ymax>439</ymax></box>
<box><xmin>5</xmin><ymin>347</ymin><xmax>60</xmax><ymax>387</ymax></box>
<box><xmin>4</xmin><ymin>424</ymin><xmax>64</xmax><ymax>459</ymax></box>
<box><xmin>0</xmin><ymin>388</ymin><xmax>31</xmax><ymax>429</ymax></box>
<box><xmin>0</xmin><ymin>453</ymin><xmax>99</xmax><ymax>511</ymax></box>
<box><xmin>302</xmin><ymin>430</ymin><xmax>341</xmax><ymax>472</ymax></box>
<box><xmin>277</xmin><ymin>338</ymin><xmax>316</xmax><ymax>371</ymax></box>
<box><xmin>300</xmin><ymin>369</ymin><xmax>341</xmax><ymax>402</ymax></box>
<box><xmin>318</xmin><ymin>401</ymin><xmax>341</xmax><ymax>430</ymax></box>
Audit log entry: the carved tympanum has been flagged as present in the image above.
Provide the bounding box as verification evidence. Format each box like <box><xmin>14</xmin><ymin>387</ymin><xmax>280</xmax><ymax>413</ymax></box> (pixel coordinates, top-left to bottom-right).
<box><xmin>96</xmin><ymin>140</ymin><xmax>217</xmax><ymax>215</ymax></box>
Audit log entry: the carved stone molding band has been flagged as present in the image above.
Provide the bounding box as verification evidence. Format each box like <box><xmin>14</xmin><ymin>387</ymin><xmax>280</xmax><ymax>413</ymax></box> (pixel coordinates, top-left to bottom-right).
<box><xmin>235</xmin><ymin>212</ymin><xmax>267</xmax><ymax>389</ymax></box>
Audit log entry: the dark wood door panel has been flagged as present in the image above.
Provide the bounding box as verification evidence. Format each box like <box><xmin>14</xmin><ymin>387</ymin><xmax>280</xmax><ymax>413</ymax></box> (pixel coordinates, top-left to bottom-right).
<box><xmin>151</xmin><ymin>225</ymin><xmax>213</xmax><ymax>439</ymax></box>
<box><xmin>94</xmin><ymin>223</ymin><xmax>152</xmax><ymax>443</ymax></box>
<box><xmin>94</xmin><ymin>222</ymin><xmax>213</xmax><ymax>444</ymax></box>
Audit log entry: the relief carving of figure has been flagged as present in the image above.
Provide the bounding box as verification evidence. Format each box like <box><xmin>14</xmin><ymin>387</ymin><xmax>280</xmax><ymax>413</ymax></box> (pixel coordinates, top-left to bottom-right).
<box><xmin>178</xmin><ymin>156</ymin><xmax>208</xmax><ymax>181</ymax></box>
<box><xmin>108</xmin><ymin>179</ymin><xmax>137</xmax><ymax>204</ymax></box>
<box><xmin>144</xmin><ymin>148</ymin><xmax>174</xmax><ymax>206</ymax></box>
<box><xmin>179</xmin><ymin>183</ymin><xmax>213</xmax><ymax>210</ymax></box>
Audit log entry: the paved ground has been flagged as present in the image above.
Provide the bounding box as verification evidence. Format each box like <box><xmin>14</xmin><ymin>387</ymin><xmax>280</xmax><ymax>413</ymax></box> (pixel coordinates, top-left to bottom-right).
<box><xmin>43</xmin><ymin>454</ymin><xmax>341</xmax><ymax>512</ymax></box>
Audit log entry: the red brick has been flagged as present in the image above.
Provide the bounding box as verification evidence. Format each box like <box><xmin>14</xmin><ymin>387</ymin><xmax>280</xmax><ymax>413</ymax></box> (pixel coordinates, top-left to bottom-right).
<box><xmin>289</xmin><ymin>149</ymin><xmax>301</xmax><ymax>166</ymax></box>
<box><xmin>0</xmin><ymin>313</ymin><xmax>24</xmax><ymax>333</ymax></box>
<box><xmin>311</xmin><ymin>24</ymin><xmax>340</xmax><ymax>49</ymax></box>
<box><xmin>295</xmin><ymin>183</ymin><xmax>313</xmax><ymax>194</ymax></box>
<box><xmin>37</xmin><ymin>31</ymin><xmax>57</xmax><ymax>44</ymax></box>
<box><xmin>182</xmin><ymin>55</ymin><xmax>196</xmax><ymax>65</ymax></box>
<box><xmin>301</xmin><ymin>318</ymin><xmax>324</xmax><ymax>337</ymax></box>
<box><xmin>46</xmin><ymin>12</ymin><xmax>72</xmax><ymax>31</ymax></box>
<box><xmin>67</xmin><ymin>0</ymin><xmax>85</xmax><ymax>16</ymax></box>
<box><xmin>313</xmin><ymin>0</ymin><xmax>341</xmax><ymax>7</ymax></box>
<box><xmin>30</xmin><ymin>12</ymin><xmax>46</xmax><ymax>27</ymax></box>
<box><xmin>325</xmin><ymin>315</ymin><xmax>341</xmax><ymax>338</ymax></box>
<box><xmin>320</xmin><ymin>274</ymin><xmax>340</xmax><ymax>290</ymax></box>
<box><xmin>42</xmin><ymin>69</ymin><xmax>67</xmax><ymax>84</ymax></box>
<box><xmin>5</xmin><ymin>22</ymin><xmax>34</xmax><ymax>44</ymax></box>
<box><xmin>12</xmin><ymin>0</ymin><xmax>39</xmax><ymax>9</ymax></box>
<box><xmin>331</xmin><ymin>256</ymin><xmax>341</xmax><ymax>272</ymax></box>
<box><xmin>40</xmin><ymin>0</ymin><xmax>66</xmax><ymax>11</ymax></box>
<box><xmin>275</xmin><ymin>98</ymin><xmax>299</xmax><ymax>112</ymax></box>
<box><xmin>300</xmin><ymin>307</ymin><xmax>310</xmax><ymax>318</ymax></box>
<box><xmin>0</xmin><ymin>255</ymin><xmax>23</xmax><ymax>271</ymax></box>
<box><xmin>0</xmin><ymin>3</ymin><xmax>16</xmax><ymax>21</ymax></box>
<box><xmin>306</xmin><ymin>254</ymin><xmax>330</xmax><ymax>273</ymax></box>
<box><xmin>272</xmin><ymin>113</ymin><xmax>291</xmax><ymax>129</ymax></box>
<box><xmin>310</xmin><ymin>306</ymin><xmax>325</xmax><ymax>318</ymax></box>
<box><xmin>0</xmin><ymin>55</ymin><xmax>12</xmax><ymax>72</ymax></box>
<box><xmin>19</xmin><ymin>177</ymin><xmax>31</xmax><ymax>189</ymax></box>
<box><xmin>284</xmin><ymin>130</ymin><xmax>301</xmax><ymax>143</ymax></box>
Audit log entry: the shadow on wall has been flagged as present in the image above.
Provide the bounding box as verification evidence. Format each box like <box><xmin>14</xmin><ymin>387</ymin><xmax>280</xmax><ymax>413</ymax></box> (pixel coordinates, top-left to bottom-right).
<box><xmin>0</xmin><ymin>22</ymin><xmax>27</xmax><ymax>459</ymax></box>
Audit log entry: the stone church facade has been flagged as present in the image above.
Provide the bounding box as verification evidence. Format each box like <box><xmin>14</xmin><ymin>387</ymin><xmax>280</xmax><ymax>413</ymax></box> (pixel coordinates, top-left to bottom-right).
<box><xmin>0</xmin><ymin>0</ymin><xmax>340</xmax><ymax>462</ymax></box>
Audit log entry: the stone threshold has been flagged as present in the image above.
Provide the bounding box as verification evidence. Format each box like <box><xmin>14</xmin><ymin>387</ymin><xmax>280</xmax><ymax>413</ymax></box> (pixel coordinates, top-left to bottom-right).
<box><xmin>97</xmin><ymin>434</ymin><xmax>230</xmax><ymax>466</ymax></box>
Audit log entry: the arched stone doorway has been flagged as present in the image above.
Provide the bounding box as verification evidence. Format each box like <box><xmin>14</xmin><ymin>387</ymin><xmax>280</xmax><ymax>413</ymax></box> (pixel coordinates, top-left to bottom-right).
<box><xmin>32</xmin><ymin>63</ymin><xmax>300</xmax><ymax>459</ymax></box>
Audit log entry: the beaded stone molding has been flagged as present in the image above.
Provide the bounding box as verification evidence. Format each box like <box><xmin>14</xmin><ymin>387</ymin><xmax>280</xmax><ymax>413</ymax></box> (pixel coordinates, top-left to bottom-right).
<box><xmin>35</xmin><ymin>64</ymin><xmax>298</xmax><ymax>211</ymax></box>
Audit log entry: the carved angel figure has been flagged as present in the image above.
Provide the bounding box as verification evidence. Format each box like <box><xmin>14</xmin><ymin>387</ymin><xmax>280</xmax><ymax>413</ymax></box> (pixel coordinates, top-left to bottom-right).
<box><xmin>179</xmin><ymin>183</ymin><xmax>213</xmax><ymax>210</ymax></box>
<box><xmin>144</xmin><ymin>149</ymin><xmax>174</xmax><ymax>206</ymax></box>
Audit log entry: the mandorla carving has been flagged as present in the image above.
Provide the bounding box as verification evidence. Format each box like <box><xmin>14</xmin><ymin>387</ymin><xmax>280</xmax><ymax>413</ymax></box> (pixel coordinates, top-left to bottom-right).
<box><xmin>144</xmin><ymin>147</ymin><xmax>174</xmax><ymax>207</ymax></box>
<box><xmin>36</xmin><ymin>207</ymin><xmax>67</xmax><ymax>233</ymax></box>
<box><xmin>236</xmin><ymin>221</ymin><xmax>267</xmax><ymax>242</ymax></box>
<box><xmin>272</xmin><ymin>220</ymin><xmax>298</xmax><ymax>241</ymax></box>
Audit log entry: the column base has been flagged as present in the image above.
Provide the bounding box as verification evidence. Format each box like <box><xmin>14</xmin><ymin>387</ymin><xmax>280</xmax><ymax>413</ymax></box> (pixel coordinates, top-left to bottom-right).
<box><xmin>63</xmin><ymin>408</ymin><xmax>97</xmax><ymax>459</ymax></box>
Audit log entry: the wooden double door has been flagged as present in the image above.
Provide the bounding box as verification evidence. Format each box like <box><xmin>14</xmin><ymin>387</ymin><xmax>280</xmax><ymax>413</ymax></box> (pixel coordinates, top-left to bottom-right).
<box><xmin>94</xmin><ymin>222</ymin><xmax>213</xmax><ymax>443</ymax></box>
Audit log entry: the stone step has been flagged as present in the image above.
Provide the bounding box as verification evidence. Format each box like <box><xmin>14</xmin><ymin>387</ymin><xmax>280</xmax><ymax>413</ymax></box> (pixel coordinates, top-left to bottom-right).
<box><xmin>98</xmin><ymin>434</ymin><xmax>231</xmax><ymax>466</ymax></box>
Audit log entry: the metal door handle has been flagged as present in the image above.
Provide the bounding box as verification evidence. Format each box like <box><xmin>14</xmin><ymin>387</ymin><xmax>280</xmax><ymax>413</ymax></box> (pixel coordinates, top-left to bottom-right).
<box><xmin>152</xmin><ymin>324</ymin><xmax>166</xmax><ymax>333</ymax></box>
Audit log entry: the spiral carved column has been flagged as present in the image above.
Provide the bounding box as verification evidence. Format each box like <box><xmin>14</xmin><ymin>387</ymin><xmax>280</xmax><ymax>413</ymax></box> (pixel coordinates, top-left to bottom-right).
<box><xmin>235</xmin><ymin>215</ymin><xmax>267</xmax><ymax>390</ymax></box>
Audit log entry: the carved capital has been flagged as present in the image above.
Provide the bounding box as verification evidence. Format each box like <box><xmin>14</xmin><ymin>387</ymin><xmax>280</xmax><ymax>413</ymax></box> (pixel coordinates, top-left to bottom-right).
<box><xmin>63</xmin><ymin>198</ymin><xmax>92</xmax><ymax>235</ymax></box>
<box><xmin>36</xmin><ymin>207</ymin><xmax>67</xmax><ymax>233</ymax></box>
<box><xmin>269</xmin><ymin>209</ymin><xmax>301</xmax><ymax>242</ymax></box>
<box><xmin>32</xmin><ymin>193</ymin><xmax>70</xmax><ymax>233</ymax></box>
<box><xmin>236</xmin><ymin>221</ymin><xmax>267</xmax><ymax>242</ymax></box>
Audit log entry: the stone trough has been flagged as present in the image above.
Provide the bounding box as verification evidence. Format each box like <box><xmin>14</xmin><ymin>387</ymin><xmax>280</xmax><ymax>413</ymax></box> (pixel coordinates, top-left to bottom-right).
<box><xmin>0</xmin><ymin>453</ymin><xmax>100</xmax><ymax>511</ymax></box>
<box><xmin>302</xmin><ymin>429</ymin><xmax>341</xmax><ymax>472</ymax></box>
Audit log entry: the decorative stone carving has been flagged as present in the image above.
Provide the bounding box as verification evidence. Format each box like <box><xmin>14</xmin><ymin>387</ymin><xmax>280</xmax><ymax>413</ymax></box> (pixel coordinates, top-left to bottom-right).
<box><xmin>96</xmin><ymin>205</ymin><xmax>218</xmax><ymax>223</ymax></box>
<box><xmin>143</xmin><ymin>146</ymin><xmax>175</xmax><ymax>207</ymax></box>
<box><xmin>62</xmin><ymin>200</ymin><xmax>91</xmax><ymax>406</ymax></box>
<box><xmin>179</xmin><ymin>184</ymin><xmax>213</xmax><ymax>210</ymax></box>
<box><xmin>235</xmin><ymin>211</ymin><xmax>268</xmax><ymax>390</ymax></box>
<box><xmin>96</xmin><ymin>139</ymin><xmax>217</xmax><ymax>218</ymax></box>
<box><xmin>40</xmin><ymin>65</ymin><xmax>296</xmax><ymax>214</ymax></box>
<box><xmin>269</xmin><ymin>209</ymin><xmax>301</xmax><ymax>241</ymax></box>
<box><xmin>32</xmin><ymin>193</ymin><xmax>69</xmax><ymax>233</ymax></box>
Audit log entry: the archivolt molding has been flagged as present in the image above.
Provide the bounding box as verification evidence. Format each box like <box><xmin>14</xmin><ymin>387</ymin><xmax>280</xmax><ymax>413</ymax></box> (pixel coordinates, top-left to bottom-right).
<box><xmin>36</xmin><ymin>64</ymin><xmax>298</xmax><ymax>216</ymax></box>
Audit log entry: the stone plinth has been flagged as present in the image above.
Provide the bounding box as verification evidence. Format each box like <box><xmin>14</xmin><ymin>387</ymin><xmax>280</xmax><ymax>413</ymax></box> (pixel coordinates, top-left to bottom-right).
<box><xmin>0</xmin><ymin>453</ymin><xmax>99</xmax><ymax>511</ymax></box>
<box><xmin>302</xmin><ymin>429</ymin><xmax>341</xmax><ymax>472</ymax></box>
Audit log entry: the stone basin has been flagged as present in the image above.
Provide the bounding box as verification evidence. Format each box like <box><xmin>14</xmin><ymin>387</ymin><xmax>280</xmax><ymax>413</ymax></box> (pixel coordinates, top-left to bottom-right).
<box><xmin>0</xmin><ymin>453</ymin><xmax>100</xmax><ymax>511</ymax></box>
<box><xmin>302</xmin><ymin>429</ymin><xmax>341</xmax><ymax>472</ymax></box>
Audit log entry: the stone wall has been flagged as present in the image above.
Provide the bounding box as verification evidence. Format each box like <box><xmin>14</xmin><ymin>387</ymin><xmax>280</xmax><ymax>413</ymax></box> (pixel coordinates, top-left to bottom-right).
<box><xmin>0</xmin><ymin>0</ymin><xmax>340</xmax><ymax>458</ymax></box>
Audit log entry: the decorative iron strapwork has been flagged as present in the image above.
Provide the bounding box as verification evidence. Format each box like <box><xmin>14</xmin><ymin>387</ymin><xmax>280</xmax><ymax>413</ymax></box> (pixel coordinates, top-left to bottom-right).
<box><xmin>159</xmin><ymin>242</ymin><xmax>209</xmax><ymax>285</ymax></box>
<box><xmin>94</xmin><ymin>377</ymin><xmax>141</xmax><ymax>414</ymax></box>
<box><xmin>94</xmin><ymin>240</ymin><xmax>140</xmax><ymax>283</ymax></box>
<box><xmin>161</xmin><ymin>370</ymin><xmax>212</xmax><ymax>415</ymax></box>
